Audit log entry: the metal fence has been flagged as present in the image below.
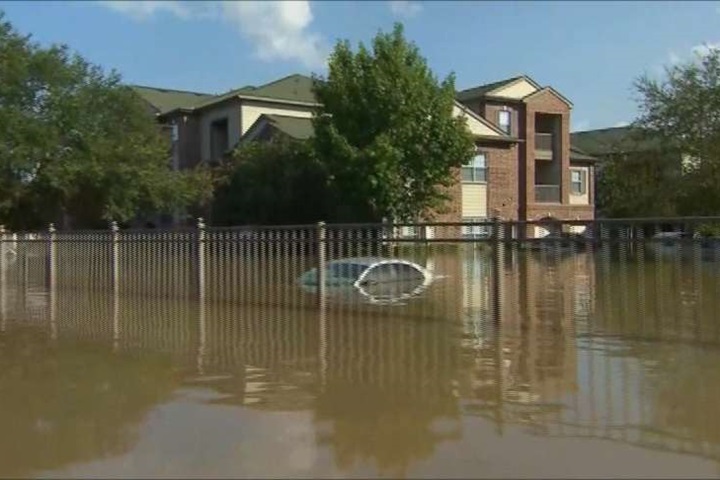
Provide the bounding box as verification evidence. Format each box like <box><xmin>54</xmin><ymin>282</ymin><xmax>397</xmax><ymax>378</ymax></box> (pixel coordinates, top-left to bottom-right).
<box><xmin>3</xmin><ymin>216</ymin><xmax>720</xmax><ymax>306</ymax></box>
<box><xmin>2</xmin><ymin>216</ymin><xmax>720</xmax><ymax>468</ymax></box>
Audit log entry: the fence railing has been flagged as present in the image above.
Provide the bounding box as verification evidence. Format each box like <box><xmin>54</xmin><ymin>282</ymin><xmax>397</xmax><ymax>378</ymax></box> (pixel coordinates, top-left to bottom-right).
<box><xmin>2</xmin><ymin>216</ymin><xmax>720</xmax><ymax>469</ymax></box>
<box><xmin>535</xmin><ymin>184</ymin><xmax>561</xmax><ymax>203</ymax></box>
<box><xmin>2</xmin><ymin>217</ymin><xmax>720</xmax><ymax>309</ymax></box>
<box><xmin>535</xmin><ymin>132</ymin><xmax>554</xmax><ymax>153</ymax></box>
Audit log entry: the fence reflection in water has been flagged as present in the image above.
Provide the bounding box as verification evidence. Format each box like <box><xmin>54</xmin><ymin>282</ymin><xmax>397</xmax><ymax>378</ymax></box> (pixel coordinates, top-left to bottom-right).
<box><xmin>1</xmin><ymin>217</ymin><xmax>720</xmax><ymax>472</ymax></box>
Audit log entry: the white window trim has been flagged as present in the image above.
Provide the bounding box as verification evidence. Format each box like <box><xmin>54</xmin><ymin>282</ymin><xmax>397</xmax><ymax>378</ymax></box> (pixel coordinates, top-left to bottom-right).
<box><xmin>461</xmin><ymin>152</ymin><xmax>488</xmax><ymax>184</ymax></box>
<box><xmin>498</xmin><ymin>109</ymin><xmax>511</xmax><ymax>135</ymax></box>
<box><xmin>570</xmin><ymin>168</ymin><xmax>587</xmax><ymax>195</ymax></box>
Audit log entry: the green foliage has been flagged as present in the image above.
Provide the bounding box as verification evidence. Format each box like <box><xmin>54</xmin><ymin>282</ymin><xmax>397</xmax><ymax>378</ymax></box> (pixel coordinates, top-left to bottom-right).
<box><xmin>634</xmin><ymin>48</ymin><xmax>720</xmax><ymax>216</ymax></box>
<box><xmin>596</xmin><ymin>148</ymin><xmax>681</xmax><ymax>218</ymax></box>
<box><xmin>0</xmin><ymin>12</ymin><xmax>213</xmax><ymax>229</ymax></box>
<box><xmin>211</xmin><ymin>138</ymin><xmax>330</xmax><ymax>226</ymax></box>
<box><xmin>311</xmin><ymin>23</ymin><xmax>476</xmax><ymax>223</ymax></box>
<box><xmin>696</xmin><ymin>223</ymin><xmax>720</xmax><ymax>238</ymax></box>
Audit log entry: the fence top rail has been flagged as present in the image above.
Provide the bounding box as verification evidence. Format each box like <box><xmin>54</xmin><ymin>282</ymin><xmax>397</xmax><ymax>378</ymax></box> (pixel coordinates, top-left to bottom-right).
<box><xmin>4</xmin><ymin>216</ymin><xmax>720</xmax><ymax>235</ymax></box>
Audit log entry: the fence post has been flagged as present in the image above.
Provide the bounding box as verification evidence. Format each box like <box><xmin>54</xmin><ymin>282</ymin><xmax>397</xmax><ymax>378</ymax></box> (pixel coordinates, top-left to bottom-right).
<box><xmin>0</xmin><ymin>225</ymin><xmax>5</xmax><ymax>333</ymax></box>
<box><xmin>316</xmin><ymin>221</ymin><xmax>327</xmax><ymax>388</ymax></box>
<box><xmin>48</xmin><ymin>223</ymin><xmax>57</xmax><ymax>340</ymax></box>
<box><xmin>197</xmin><ymin>217</ymin><xmax>206</xmax><ymax>302</ymax></box>
<box><xmin>196</xmin><ymin>218</ymin><xmax>207</xmax><ymax>373</ymax></box>
<box><xmin>491</xmin><ymin>216</ymin><xmax>503</xmax><ymax>326</ymax></box>
<box><xmin>111</xmin><ymin>221</ymin><xmax>120</xmax><ymax>349</ymax></box>
<box><xmin>317</xmin><ymin>221</ymin><xmax>327</xmax><ymax>304</ymax></box>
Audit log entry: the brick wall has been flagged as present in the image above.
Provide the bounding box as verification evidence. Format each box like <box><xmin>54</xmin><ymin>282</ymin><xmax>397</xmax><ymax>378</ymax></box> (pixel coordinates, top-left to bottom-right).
<box><xmin>480</xmin><ymin>101</ymin><xmax>523</xmax><ymax>138</ymax></box>
<box><xmin>483</xmin><ymin>141</ymin><xmax>519</xmax><ymax>221</ymax></box>
<box><xmin>524</xmin><ymin>90</ymin><xmax>573</xmax><ymax>215</ymax></box>
<box><xmin>432</xmin><ymin>167</ymin><xmax>462</xmax><ymax>223</ymax></box>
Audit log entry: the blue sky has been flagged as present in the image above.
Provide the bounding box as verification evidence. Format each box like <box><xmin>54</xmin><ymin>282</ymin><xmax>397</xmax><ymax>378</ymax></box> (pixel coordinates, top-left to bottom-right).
<box><xmin>1</xmin><ymin>0</ymin><xmax>718</xmax><ymax>131</ymax></box>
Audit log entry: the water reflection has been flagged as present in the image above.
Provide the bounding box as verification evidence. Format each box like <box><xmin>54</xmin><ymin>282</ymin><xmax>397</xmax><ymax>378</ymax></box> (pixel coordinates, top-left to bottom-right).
<box><xmin>0</xmin><ymin>247</ymin><xmax>719</xmax><ymax>478</ymax></box>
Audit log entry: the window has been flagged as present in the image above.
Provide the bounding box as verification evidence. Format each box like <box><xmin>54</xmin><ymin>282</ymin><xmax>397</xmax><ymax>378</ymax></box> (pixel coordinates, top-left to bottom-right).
<box><xmin>498</xmin><ymin>110</ymin><xmax>511</xmax><ymax>135</ymax></box>
<box><xmin>171</xmin><ymin>123</ymin><xmax>179</xmax><ymax>142</ymax></box>
<box><xmin>462</xmin><ymin>153</ymin><xmax>487</xmax><ymax>183</ymax></box>
<box><xmin>210</xmin><ymin>118</ymin><xmax>229</xmax><ymax>161</ymax></box>
<box><xmin>462</xmin><ymin>217</ymin><xmax>491</xmax><ymax>239</ymax></box>
<box><xmin>571</xmin><ymin>169</ymin><xmax>587</xmax><ymax>195</ymax></box>
<box><xmin>328</xmin><ymin>263</ymin><xmax>369</xmax><ymax>280</ymax></box>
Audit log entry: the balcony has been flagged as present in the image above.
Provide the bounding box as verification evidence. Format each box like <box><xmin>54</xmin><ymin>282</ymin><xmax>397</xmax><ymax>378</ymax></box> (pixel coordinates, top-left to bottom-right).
<box><xmin>535</xmin><ymin>133</ymin><xmax>554</xmax><ymax>160</ymax></box>
<box><xmin>535</xmin><ymin>184</ymin><xmax>561</xmax><ymax>203</ymax></box>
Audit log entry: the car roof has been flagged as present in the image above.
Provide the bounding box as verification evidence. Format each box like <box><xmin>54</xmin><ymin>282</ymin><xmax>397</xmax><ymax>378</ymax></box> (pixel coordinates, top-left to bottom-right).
<box><xmin>328</xmin><ymin>257</ymin><xmax>420</xmax><ymax>267</ymax></box>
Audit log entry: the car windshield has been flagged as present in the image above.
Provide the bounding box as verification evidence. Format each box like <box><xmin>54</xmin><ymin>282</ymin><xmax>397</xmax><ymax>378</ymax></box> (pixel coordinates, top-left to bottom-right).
<box><xmin>327</xmin><ymin>262</ymin><xmax>370</xmax><ymax>280</ymax></box>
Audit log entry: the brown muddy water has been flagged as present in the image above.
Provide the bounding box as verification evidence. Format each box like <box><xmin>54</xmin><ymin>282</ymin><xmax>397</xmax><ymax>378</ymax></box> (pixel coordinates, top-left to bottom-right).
<box><xmin>1</xmin><ymin>247</ymin><xmax>720</xmax><ymax>478</ymax></box>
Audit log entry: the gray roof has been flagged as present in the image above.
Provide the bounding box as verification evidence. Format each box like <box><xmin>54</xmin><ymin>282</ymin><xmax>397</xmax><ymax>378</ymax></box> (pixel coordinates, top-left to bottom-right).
<box><xmin>456</xmin><ymin>76</ymin><xmax>526</xmax><ymax>102</ymax></box>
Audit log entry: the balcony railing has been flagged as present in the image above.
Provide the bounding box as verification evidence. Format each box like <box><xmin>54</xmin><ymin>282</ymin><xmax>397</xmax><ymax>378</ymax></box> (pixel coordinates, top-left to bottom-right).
<box><xmin>535</xmin><ymin>184</ymin><xmax>561</xmax><ymax>203</ymax></box>
<box><xmin>535</xmin><ymin>133</ymin><xmax>554</xmax><ymax>160</ymax></box>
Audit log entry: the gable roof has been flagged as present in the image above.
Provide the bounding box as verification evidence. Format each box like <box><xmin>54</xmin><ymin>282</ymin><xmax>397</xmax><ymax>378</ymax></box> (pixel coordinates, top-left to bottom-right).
<box><xmin>157</xmin><ymin>74</ymin><xmax>319</xmax><ymax>117</ymax></box>
<box><xmin>263</xmin><ymin>114</ymin><xmax>314</xmax><ymax>140</ymax></box>
<box><xmin>456</xmin><ymin>76</ymin><xmax>525</xmax><ymax>102</ymax></box>
<box><xmin>571</xmin><ymin>126</ymin><xmax>663</xmax><ymax>156</ymax></box>
<box><xmin>237</xmin><ymin>114</ymin><xmax>314</xmax><ymax>147</ymax></box>
<box><xmin>131</xmin><ymin>85</ymin><xmax>214</xmax><ymax>114</ymax></box>
<box><xmin>456</xmin><ymin>75</ymin><xmax>543</xmax><ymax>102</ymax></box>
<box><xmin>244</xmin><ymin>74</ymin><xmax>317</xmax><ymax>104</ymax></box>
<box><xmin>521</xmin><ymin>86</ymin><xmax>573</xmax><ymax>108</ymax></box>
<box><xmin>452</xmin><ymin>100</ymin><xmax>517</xmax><ymax>141</ymax></box>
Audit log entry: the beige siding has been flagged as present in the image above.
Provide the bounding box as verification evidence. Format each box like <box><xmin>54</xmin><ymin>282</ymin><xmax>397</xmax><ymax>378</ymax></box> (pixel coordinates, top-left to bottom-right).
<box><xmin>569</xmin><ymin>166</ymin><xmax>590</xmax><ymax>205</ymax></box>
<box><xmin>199</xmin><ymin>102</ymin><xmax>241</xmax><ymax>163</ymax></box>
<box><xmin>490</xmin><ymin>79</ymin><xmax>538</xmax><ymax>99</ymax></box>
<box><xmin>240</xmin><ymin>101</ymin><xmax>314</xmax><ymax>135</ymax></box>
<box><xmin>461</xmin><ymin>184</ymin><xmax>488</xmax><ymax>218</ymax></box>
<box><xmin>452</xmin><ymin>105</ymin><xmax>500</xmax><ymax>137</ymax></box>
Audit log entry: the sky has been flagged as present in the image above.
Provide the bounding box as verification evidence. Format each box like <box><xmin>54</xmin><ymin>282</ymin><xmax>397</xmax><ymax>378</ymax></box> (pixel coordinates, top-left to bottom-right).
<box><xmin>1</xmin><ymin>0</ymin><xmax>719</xmax><ymax>132</ymax></box>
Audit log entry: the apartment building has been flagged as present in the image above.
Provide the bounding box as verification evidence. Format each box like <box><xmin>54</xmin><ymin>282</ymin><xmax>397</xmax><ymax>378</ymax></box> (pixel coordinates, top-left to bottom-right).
<box><xmin>134</xmin><ymin>73</ymin><xmax>597</xmax><ymax>235</ymax></box>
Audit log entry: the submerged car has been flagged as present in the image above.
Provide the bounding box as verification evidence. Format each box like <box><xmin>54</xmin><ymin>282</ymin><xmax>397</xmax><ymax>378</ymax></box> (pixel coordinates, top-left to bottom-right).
<box><xmin>297</xmin><ymin>257</ymin><xmax>437</xmax><ymax>305</ymax></box>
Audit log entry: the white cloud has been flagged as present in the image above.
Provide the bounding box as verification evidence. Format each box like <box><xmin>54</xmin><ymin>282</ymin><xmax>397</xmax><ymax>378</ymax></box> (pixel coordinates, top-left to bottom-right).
<box><xmin>100</xmin><ymin>1</ymin><xmax>193</xmax><ymax>21</ymax></box>
<box><xmin>388</xmin><ymin>0</ymin><xmax>423</xmax><ymax>18</ymax></box>
<box><xmin>97</xmin><ymin>0</ymin><xmax>328</xmax><ymax>70</ymax></box>
<box><xmin>219</xmin><ymin>1</ymin><xmax>328</xmax><ymax>70</ymax></box>
<box><xmin>613</xmin><ymin>121</ymin><xmax>630</xmax><ymax>128</ymax></box>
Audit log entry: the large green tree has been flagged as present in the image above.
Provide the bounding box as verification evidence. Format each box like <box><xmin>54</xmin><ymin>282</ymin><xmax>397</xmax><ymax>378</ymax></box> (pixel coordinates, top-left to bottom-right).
<box><xmin>634</xmin><ymin>48</ymin><xmax>720</xmax><ymax>216</ymax></box>
<box><xmin>595</xmin><ymin>135</ymin><xmax>681</xmax><ymax>218</ymax></box>
<box><xmin>311</xmin><ymin>23</ymin><xmax>476</xmax><ymax>223</ymax></box>
<box><xmin>0</xmin><ymin>12</ymin><xmax>212</xmax><ymax>230</ymax></box>
<box><xmin>211</xmin><ymin>137</ymin><xmax>330</xmax><ymax>226</ymax></box>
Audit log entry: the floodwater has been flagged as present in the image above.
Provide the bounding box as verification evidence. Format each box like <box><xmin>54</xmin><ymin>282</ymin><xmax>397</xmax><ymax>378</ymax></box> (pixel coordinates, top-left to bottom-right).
<box><xmin>1</xmin><ymin>245</ymin><xmax>720</xmax><ymax>478</ymax></box>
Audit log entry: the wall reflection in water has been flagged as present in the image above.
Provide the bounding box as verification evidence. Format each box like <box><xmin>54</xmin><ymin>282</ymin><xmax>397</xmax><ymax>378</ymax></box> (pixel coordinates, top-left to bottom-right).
<box><xmin>1</xmin><ymin>246</ymin><xmax>720</xmax><ymax>478</ymax></box>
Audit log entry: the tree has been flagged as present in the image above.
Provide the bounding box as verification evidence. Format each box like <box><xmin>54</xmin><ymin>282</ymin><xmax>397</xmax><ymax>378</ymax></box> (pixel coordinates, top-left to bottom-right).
<box><xmin>0</xmin><ymin>12</ymin><xmax>213</xmax><ymax>230</ymax></box>
<box><xmin>311</xmin><ymin>23</ymin><xmax>476</xmax><ymax>223</ymax></box>
<box><xmin>595</xmin><ymin>136</ymin><xmax>681</xmax><ymax>218</ymax></box>
<box><xmin>634</xmin><ymin>48</ymin><xmax>720</xmax><ymax>216</ymax></box>
<box><xmin>211</xmin><ymin>137</ymin><xmax>330</xmax><ymax>226</ymax></box>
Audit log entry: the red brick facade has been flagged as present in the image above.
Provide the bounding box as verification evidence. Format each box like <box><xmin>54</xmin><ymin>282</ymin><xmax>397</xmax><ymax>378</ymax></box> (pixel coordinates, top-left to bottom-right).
<box><xmin>446</xmin><ymin>84</ymin><xmax>596</xmax><ymax>234</ymax></box>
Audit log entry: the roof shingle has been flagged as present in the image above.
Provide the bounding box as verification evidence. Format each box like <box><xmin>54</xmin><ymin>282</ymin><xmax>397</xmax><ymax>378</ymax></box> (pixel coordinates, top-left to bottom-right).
<box><xmin>131</xmin><ymin>85</ymin><xmax>214</xmax><ymax>114</ymax></box>
<box><xmin>570</xmin><ymin>126</ymin><xmax>663</xmax><ymax>156</ymax></box>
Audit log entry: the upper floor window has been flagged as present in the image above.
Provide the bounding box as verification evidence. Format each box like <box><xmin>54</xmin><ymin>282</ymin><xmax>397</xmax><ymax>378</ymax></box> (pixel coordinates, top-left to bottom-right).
<box><xmin>462</xmin><ymin>153</ymin><xmax>487</xmax><ymax>183</ymax></box>
<box><xmin>571</xmin><ymin>169</ymin><xmax>587</xmax><ymax>195</ymax></box>
<box><xmin>498</xmin><ymin>110</ymin><xmax>511</xmax><ymax>135</ymax></box>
